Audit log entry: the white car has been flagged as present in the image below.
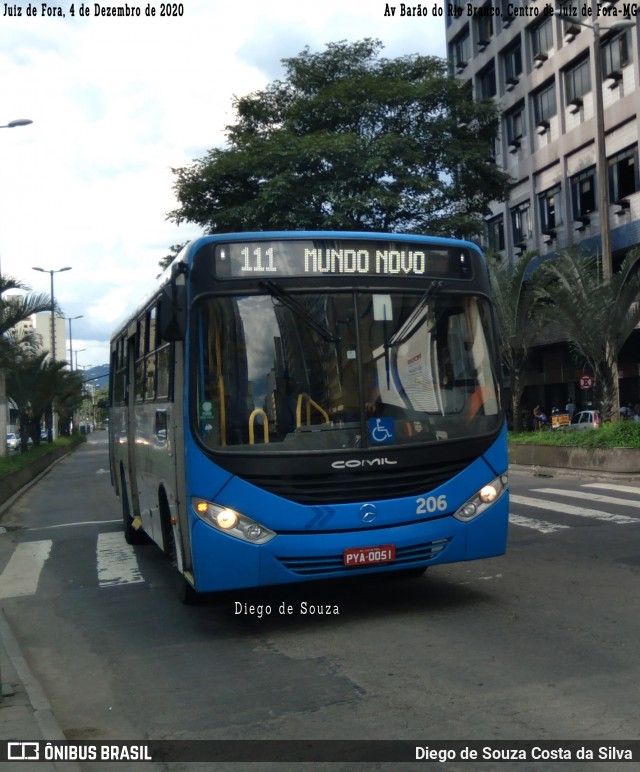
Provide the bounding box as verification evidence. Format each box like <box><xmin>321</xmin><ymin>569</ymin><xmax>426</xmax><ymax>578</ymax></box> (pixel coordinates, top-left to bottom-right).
<box><xmin>567</xmin><ymin>410</ymin><xmax>601</xmax><ymax>431</ymax></box>
<box><xmin>6</xmin><ymin>432</ymin><xmax>19</xmax><ymax>451</ymax></box>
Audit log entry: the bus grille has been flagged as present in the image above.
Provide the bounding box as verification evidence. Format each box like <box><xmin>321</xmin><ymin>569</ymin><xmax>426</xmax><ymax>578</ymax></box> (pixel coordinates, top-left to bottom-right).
<box><xmin>278</xmin><ymin>539</ymin><xmax>451</xmax><ymax>576</ymax></box>
<box><xmin>242</xmin><ymin>458</ymin><xmax>473</xmax><ymax>505</ymax></box>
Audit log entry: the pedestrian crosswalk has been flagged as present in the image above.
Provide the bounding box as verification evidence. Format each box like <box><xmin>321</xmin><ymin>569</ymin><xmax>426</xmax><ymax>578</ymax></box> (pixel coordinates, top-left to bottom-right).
<box><xmin>0</xmin><ymin>530</ymin><xmax>145</xmax><ymax>600</ymax></box>
<box><xmin>96</xmin><ymin>531</ymin><xmax>145</xmax><ymax>587</ymax></box>
<box><xmin>510</xmin><ymin>482</ymin><xmax>640</xmax><ymax>534</ymax></box>
<box><xmin>1</xmin><ymin>482</ymin><xmax>639</xmax><ymax>598</ymax></box>
<box><xmin>0</xmin><ymin>540</ymin><xmax>52</xmax><ymax>599</ymax></box>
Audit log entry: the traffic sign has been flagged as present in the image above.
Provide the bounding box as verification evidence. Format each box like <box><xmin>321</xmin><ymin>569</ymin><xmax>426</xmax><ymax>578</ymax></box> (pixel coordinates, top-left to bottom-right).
<box><xmin>579</xmin><ymin>375</ymin><xmax>593</xmax><ymax>390</ymax></box>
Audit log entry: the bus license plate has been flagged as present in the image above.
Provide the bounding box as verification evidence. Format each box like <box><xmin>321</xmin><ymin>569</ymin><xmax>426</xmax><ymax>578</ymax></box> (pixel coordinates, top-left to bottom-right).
<box><xmin>343</xmin><ymin>545</ymin><xmax>396</xmax><ymax>566</ymax></box>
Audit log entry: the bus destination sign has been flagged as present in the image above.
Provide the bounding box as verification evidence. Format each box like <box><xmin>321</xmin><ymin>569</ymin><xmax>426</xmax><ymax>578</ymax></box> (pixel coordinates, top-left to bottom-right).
<box><xmin>214</xmin><ymin>240</ymin><xmax>472</xmax><ymax>280</ymax></box>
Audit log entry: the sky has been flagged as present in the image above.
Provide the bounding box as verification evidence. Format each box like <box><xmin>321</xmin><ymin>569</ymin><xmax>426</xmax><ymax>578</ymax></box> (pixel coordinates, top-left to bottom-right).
<box><xmin>1</xmin><ymin>0</ymin><xmax>446</xmax><ymax>369</ymax></box>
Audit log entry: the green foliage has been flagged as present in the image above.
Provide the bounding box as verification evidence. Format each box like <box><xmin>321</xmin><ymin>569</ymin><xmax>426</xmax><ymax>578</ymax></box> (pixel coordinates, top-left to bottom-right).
<box><xmin>158</xmin><ymin>242</ymin><xmax>190</xmax><ymax>273</ymax></box>
<box><xmin>1</xmin><ymin>274</ymin><xmax>52</xmax><ymax>367</ymax></box>
<box><xmin>533</xmin><ymin>246</ymin><xmax>640</xmax><ymax>421</ymax></box>
<box><xmin>488</xmin><ymin>251</ymin><xmax>540</xmax><ymax>433</ymax></box>
<box><xmin>0</xmin><ymin>434</ymin><xmax>85</xmax><ymax>480</ymax></box>
<box><xmin>6</xmin><ymin>352</ymin><xmax>84</xmax><ymax>446</ymax></box>
<box><xmin>509</xmin><ymin>421</ymin><xmax>640</xmax><ymax>448</ymax></box>
<box><xmin>169</xmin><ymin>39</ymin><xmax>510</xmax><ymax>239</ymax></box>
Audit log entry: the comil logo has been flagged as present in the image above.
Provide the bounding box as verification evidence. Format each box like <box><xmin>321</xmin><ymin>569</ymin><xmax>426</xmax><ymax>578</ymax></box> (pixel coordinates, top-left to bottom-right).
<box><xmin>8</xmin><ymin>743</ymin><xmax>39</xmax><ymax>761</ymax></box>
<box><xmin>331</xmin><ymin>457</ymin><xmax>398</xmax><ymax>470</ymax></box>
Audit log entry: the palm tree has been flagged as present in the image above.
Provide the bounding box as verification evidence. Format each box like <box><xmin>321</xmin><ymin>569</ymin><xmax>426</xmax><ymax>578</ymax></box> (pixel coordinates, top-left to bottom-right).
<box><xmin>488</xmin><ymin>251</ymin><xmax>542</xmax><ymax>433</ymax></box>
<box><xmin>534</xmin><ymin>246</ymin><xmax>640</xmax><ymax>423</ymax></box>
<box><xmin>0</xmin><ymin>275</ymin><xmax>53</xmax><ymax>456</ymax></box>
<box><xmin>5</xmin><ymin>352</ymin><xmax>82</xmax><ymax>451</ymax></box>
<box><xmin>56</xmin><ymin>370</ymin><xmax>85</xmax><ymax>436</ymax></box>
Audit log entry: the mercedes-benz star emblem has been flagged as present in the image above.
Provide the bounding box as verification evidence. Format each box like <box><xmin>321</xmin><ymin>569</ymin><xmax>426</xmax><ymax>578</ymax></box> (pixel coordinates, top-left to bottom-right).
<box><xmin>359</xmin><ymin>503</ymin><xmax>377</xmax><ymax>523</ymax></box>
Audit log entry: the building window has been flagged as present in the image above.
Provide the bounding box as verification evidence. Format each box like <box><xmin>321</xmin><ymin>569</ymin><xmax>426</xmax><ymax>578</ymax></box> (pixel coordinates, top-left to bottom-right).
<box><xmin>476</xmin><ymin>4</ymin><xmax>493</xmax><ymax>48</ymax></box>
<box><xmin>559</xmin><ymin>2</ymin><xmax>582</xmax><ymax>36</ymax></box>
<box><xmin>533</xmin><ymin>80</ymin><xmax>557</xmax><ymax>125</ymax></box>
<box><xmin>538</xmin><ymin>187</ymin><xmax>562</xmax><ymax>234</ymax></box>
<box><xmin>608</xmin><ymin>146</ymin><xmax>639</xmax><ymax>203</ymax></box>
<box><xmin>502</xmin><ymin>38</ymin><xmax>522</xmax><ymax>86</ymax></box>
<box><xmin>565</xmin><ymin>57</ymin><xmax>591</xmax><ymax>104</ymax></box>
<box><xmin>571</xmin><ymin>167</ymin><xmax>596</xmax><ymax>220</ymax></box>
<box><xmin>487</xmin><ymin>215</ymin><xmax>505</xmax><ymax>252</ymax></box>
<box><xmin>477</xmin><ymin>62</ymin><xmax>497</xmax><ymax>99</ymax></box>
<box><xmin>451</xmin><ymin>29</ymin><xmax>471</xmax><ymax>72</ymax></box>
<box><xmin>501</xmin><ymin>0</ymin><xmax>515</xmax><ymax>24</ymax></box>
<box><xmin>511</xmin><ymin>202</ymin><xmax>531</xmax><ymax>246</ymax></box>
<box><xmin>601</xmin><ymin>29</ymin><xmax>630</xmax><ymax>78</ymax></box>
<box><xmin>530</xmin><ymin>18</ymin><xmax>553</xmax><ymax>61</ymax></box>
<box><xmin>505</xmin><ymin>102</ymin><xmax>525</xmax><ymax>146</ymax></box>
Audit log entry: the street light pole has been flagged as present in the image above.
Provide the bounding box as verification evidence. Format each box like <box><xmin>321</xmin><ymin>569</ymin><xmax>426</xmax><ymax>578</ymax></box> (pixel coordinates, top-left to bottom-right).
<box><xmin>567</xmin><ymin>12</ymin><xmax>635</xmax><ymax>280</ymax></box>
<box><xmin>0</xmin><ymin>119</ymin><xmax>33</xmax><ymax>129</ymax></box>
<box><xmin>0</xmin><ymin>117</ymin><xmax>33</xmax><ymax>459</ymax></box>
<box><xmin>64</xmin><ymin>315</ymin><xmax>83</xmax><ymax>370</ymax></box>
<box><xmin>32</xmin><ymin>266</ymin><xmax>72</xmax><ymax>439</ymax></box>
<box><xmin>558</xmin><ymin>11</ymin><xmax>634</xmax><ymax>420</ymax></box>
<box><xmin>591</xmin><ymin>20</ymin><xmax>612</xmax><ymax>281</ymax></box>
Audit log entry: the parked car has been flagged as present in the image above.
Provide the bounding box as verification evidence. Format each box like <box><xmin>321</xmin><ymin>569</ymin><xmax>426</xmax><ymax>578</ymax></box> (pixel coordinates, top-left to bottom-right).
<box><xmin>567</xmin><ymin>409</ymin><xmax>601</xmax><ymax>431</ymax></box>
<box><xmin>6</xmin><ymin>432</ymin><xmax>19</xmax><ymax>451</ymax></box>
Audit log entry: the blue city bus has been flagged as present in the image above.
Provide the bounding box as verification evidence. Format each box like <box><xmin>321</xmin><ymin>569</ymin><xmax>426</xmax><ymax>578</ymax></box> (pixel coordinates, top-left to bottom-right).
<box><xmin>108</xmin><ymin>231</ymin><xmax>508</xmax><ymax>602</ymax></box>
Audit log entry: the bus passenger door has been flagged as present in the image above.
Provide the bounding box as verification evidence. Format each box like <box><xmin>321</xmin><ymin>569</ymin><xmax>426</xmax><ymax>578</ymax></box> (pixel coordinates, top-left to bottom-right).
<box><xmin>124</xmin><ymin>332</ymin><xmax>142</xmax><ymax>521</ymax></box>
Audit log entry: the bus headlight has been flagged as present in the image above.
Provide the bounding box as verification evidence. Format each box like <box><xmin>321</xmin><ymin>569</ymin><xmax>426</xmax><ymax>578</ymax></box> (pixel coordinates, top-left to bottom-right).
<box><xmin>453</xmin><ymin>474</ymin><xmax>508</xmax><ymax>522</ymax></box>
<box><xmin>192</xmin><ymin>498</ymin><xmax>276</xmax><ymax>544</ymax></box>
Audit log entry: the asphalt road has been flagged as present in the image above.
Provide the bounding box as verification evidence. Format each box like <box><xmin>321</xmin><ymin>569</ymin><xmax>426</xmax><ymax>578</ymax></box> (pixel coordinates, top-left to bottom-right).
<box><xmin>1</xmin><ymin>436</ymin><xmax>639</xmax><ymax>771</ymax></box>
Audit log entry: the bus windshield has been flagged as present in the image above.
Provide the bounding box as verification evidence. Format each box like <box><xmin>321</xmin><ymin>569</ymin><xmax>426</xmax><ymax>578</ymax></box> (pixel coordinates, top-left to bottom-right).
<box><xmin>193</xmin><ymin>290</ymin><xmax>501</xmax><ymax>452</ymax></box>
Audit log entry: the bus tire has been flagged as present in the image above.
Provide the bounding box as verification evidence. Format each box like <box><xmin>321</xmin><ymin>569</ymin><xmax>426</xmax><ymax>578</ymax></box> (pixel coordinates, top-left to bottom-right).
<box><xmin>165</xmin><ymin>515</ymin><xmax>198</xmax><ymax>605</ymax></box>
<box><xmin>176</xmin><ymin>573</ymin><xmax>198</xmax><ymax>606</ymax></box>
<box><xmin>121</xmin><ymin>469</ymin><xmax>145</xmax><ymax>545</ymax></box>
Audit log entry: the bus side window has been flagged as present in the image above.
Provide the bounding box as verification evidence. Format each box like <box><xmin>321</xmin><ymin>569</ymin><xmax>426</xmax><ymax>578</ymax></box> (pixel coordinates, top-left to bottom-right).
<box><xmin>113</xmin><ymin>336</ymin><xmax>128</xmax><ymax>405</ymax></box>
<box><xmin>144</xmin><ymin>308</ymin><xmax>157</xmax><ymax>401</ymax></box>
<box><xmin>134</xmin><ymin>317</ymin><xmax>146</xmax><ymax>402</ymax></box>
<box><xmin>156</xmin><ymin>343</ymin><xmax>172</xmax><ymax>400</ymax></box>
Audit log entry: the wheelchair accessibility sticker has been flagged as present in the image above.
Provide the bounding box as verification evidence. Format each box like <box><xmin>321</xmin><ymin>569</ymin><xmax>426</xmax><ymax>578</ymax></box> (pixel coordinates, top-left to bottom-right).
<box><xmin>368</xmin><ymin>417</ymin><xmax>396</xmax><ymax>445</ymax></box>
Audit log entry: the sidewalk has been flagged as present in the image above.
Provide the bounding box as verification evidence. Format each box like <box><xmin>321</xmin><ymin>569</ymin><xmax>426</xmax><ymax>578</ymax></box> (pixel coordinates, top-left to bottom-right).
<box><xmin>0</xmin><ymin>450</ymin><xmax>84</xmax><ymax>772</ymax></box>
<box><xmin>0</xmin><ymin>609</ymin><xmax>82</xmax><ymax>772</ymax></box>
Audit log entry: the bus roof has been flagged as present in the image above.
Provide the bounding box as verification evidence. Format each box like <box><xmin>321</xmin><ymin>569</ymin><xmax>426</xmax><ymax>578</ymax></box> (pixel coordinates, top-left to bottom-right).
<box><xmin>110</xmin><ymin>230</ymin><xmax>485</xmax><ymax>343</ymax></box>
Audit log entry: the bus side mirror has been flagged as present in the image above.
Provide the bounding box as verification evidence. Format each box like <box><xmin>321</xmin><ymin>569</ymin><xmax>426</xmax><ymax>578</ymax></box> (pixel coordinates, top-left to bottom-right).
<box><xmin>158</xmin><ymin>280</ymin><xmax>186</xmax><ymax>341</ymax></box>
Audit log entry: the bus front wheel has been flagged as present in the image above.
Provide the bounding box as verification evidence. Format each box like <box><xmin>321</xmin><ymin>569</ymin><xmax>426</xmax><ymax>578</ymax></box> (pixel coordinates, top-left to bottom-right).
<box><xmin>165</xmin><ymin>518</ymin><xmax>198</xmax><ymax>605</ymax></box>
<box><xmin>120</xmin><ymin>470</ymin><xmax>145</xmax><ymax>545</ymax></box>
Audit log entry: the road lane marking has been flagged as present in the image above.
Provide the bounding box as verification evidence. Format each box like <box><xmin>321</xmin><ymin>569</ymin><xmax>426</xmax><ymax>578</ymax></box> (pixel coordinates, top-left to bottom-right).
<box><xmin>0</xmin><ymin>540</ymin><xmax>52</xmax><ymax>599</ymax></box>
<box><xmin>96</xmin><ymin>532</ymin><xmax>144</xmax><ymax>587</ymax></box>
<box><xmin>509</xmin><ymin>513</ymin><xmax>571</xmax><ymax>534</ymax></box>
<box><xmin>582</xmin><ymin>483</ymin><xmax>640</xmax><ymax>495</ymax></box>
<box><xmin>510</xmin><ymin>494</ymin><xmax>638</xmax><ymax>525</ymax></box>
<box><xmin>25</xmin><ymin>519</ymin><xmax>121</xmax><ymax>532</ymax></box>
<box><xmin>534</xmin><ymin>488</ymin><xmax>640</xmax><ymax>511</ymax></box>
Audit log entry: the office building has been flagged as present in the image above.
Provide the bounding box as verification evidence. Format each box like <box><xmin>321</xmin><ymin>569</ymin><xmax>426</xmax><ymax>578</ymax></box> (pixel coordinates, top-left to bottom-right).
<box><xmin>446</xmin><ymin>0</ymin><xmax>640</xmax><ymax>412</ymax></box>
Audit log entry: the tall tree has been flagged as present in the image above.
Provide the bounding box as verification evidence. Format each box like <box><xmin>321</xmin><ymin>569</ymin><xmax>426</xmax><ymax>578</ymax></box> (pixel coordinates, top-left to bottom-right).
<box><xmin>5</xmin><ymin>352</ymin><xmax>83</xmax><ymax>449</ymax></box>
<box><xmin>0</xmin><ymin>275</ymin><xmax>52</xmax><ymax>456</ymax></box>
<box><xmin>488</xmin><ymin>252</ymin><xmax>541</xmax><ymax>433</ymax></box>
<box><xmin>534</xmin><ymin>247</ymin><xmax>640</xmax><ymax>422</ymax></box>
<box><xmin>169</xmin><ymin>39</ymin><xmax>510</xmax><ymax>238</ymax></box>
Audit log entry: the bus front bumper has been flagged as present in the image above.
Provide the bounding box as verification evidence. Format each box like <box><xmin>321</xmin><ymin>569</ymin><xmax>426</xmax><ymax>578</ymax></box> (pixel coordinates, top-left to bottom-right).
<box><xmin>190</xmin><ymin>492</ymin><xmax>509</xmax><ymax>593</ymax></box>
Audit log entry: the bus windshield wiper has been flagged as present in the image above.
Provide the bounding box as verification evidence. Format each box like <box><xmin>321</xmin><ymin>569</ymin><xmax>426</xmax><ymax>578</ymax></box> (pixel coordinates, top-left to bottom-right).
<box><xmin>389</xmin><ymin>281</ymin><xmax>448</xmax><ymax>348</ymax></box>
<box><xmin>260</xmin><ymin>280</ymin><xmax>340</xmax><ymax>343</ymax></box>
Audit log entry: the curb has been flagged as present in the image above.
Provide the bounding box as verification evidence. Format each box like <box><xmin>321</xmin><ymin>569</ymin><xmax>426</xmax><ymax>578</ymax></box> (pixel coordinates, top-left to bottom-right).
<box><xmin>0</xmin><ymin>610</ymin><xmax>82</xmax><ymax>772</ymax></box>
<box><xmin>508</xmin><ymin>462</ymin><xmax>640</xmax><ymax>481</ymax></box>
<box><xmin>508</xmin><ymin>443</ymin><xmax>640</xmax><ymax>478</ymax></box>
<box><xmin>0</xmin><ymin>443</ymin><xmax>83</xmax><ymax>518</ymax></box>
